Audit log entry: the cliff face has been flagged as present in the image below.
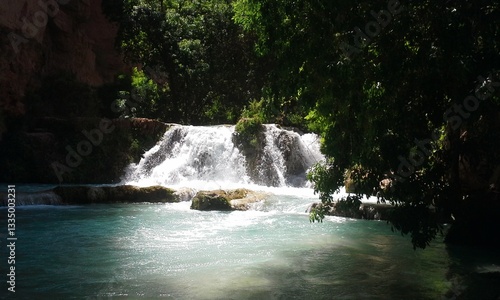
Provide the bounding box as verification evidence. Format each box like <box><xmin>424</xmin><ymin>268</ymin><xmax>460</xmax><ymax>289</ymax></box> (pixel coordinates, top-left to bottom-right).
<box><xmin>0</xmin><ymin>0</ymin><xmax>125</xmax><ymax>117</ymax></box>
<box><xmin>0</xmin><ymin>117</ymin><xmax>170</xmax><ymax>183</ymax></box>
<box><xmin>0</xmin><ymin>0</ymin><xmax>148</xmax><ymax>184</ymax></box>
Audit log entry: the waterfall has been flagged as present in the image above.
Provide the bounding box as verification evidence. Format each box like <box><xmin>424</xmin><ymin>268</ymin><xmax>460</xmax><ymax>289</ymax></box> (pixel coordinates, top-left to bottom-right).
<box><xmin>124</xmin><ymin>124</ymin><xmax>324</xmax><ymax>188</ymax></box>
<box><xmin>258</xmin><ymin>125</ymin><xmax>288</xmax><ymax>187</ymax></box>
<box><xmin>125</xmin><ymin>125</ymin><xmax>249</xmax><ymax>187</ymax></box>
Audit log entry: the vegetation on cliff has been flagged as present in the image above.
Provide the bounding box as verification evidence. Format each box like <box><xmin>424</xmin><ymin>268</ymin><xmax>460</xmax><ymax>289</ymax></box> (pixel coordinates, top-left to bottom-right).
<box><xmin>102</xmin><ymin>0</ymin><xmax>269</xmax><ymax>125</ymax></box>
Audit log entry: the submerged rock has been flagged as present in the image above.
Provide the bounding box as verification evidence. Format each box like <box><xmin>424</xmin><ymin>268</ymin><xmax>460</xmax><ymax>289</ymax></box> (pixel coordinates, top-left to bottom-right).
<box><xmin>190</xmin><ymin>189</ymin><xmax>267</xmax><ymax>211</ymax></box>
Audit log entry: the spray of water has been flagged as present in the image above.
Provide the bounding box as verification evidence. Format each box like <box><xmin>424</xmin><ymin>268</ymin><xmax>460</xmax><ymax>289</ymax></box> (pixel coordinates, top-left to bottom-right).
<box><xmin>124</xmin><ymin>124</ymin><xmax>324</xmax><ymax>193</ymax></box>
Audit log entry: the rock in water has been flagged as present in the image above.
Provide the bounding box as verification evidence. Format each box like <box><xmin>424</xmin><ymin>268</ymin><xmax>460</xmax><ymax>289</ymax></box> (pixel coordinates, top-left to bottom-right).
<box><xmin>191</xmin><ymin>191</ymin><xmax>233</xmax><ymax>211</ymax></box>
<box><xmin>190</xmin><ymin>189</ymin><xmax>267</xmax><ymax>211</ymax></box>
<box><xmin>52</xmin><ymin>185</ymin><xmax>179</xmax><ymax>204</ymax></box>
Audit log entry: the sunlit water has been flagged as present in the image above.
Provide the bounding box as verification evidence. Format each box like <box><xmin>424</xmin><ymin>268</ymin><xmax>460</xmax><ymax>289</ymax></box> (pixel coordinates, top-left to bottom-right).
<box><xmin>3</xmin><ymin>125</ymin><xmax>500</xmax><ymax>299</ymax></box>
<box><xmin>3</xmin><ymin>192</ymin><xmax>500</xmax><ymax>299</ymax></box>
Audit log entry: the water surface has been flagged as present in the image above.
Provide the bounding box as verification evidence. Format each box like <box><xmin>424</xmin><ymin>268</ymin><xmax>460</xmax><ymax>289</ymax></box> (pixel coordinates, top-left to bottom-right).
<box><xmin>3</xmin><ymin>194</ymin><xmax>499</xmax><ymax>299</ymax></box>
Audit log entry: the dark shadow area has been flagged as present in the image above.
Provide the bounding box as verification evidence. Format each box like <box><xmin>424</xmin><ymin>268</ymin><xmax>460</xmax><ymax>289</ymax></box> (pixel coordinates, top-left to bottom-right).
<box><xmin>444</xmin><ymin>245</ymin><xmax>500</xmax><ymax>300</ymax></box>
<box><xmin>222</xmin><ymin>227</ymin><xmax>450</xmax><ymax>300</ymax></box>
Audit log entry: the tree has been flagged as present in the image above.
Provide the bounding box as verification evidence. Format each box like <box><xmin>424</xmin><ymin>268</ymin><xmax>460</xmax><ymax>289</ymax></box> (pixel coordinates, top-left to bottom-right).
<box><xmin>104</xmin><ymin>0</ymin><xmax>267</xmax><ymax>124</ymax></box>
<box><xmin>234</xmin><ymin>0</ymin><xmax>500</xmax><ymax>248</ymax></box>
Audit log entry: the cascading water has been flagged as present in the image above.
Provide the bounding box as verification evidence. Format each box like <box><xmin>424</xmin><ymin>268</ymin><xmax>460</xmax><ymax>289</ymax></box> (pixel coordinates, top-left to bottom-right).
<box><xmin>260</xmin><ymin>124</ymin><xmax>324</xmax><ymax>187</ymax></box>
<box><xmin>124</xmin><ymin>124</ymin><xmax>324</xmax><ymax>189</ymax></box>
<box><xmin>260</xmin><ymin>125</ymin><xmax>288</xmax><ymax>187</ymax></box>
<box><xmin>125</xmin><ymin>125</ymin><xmax>249</xmax><ymax>187</ymax></box>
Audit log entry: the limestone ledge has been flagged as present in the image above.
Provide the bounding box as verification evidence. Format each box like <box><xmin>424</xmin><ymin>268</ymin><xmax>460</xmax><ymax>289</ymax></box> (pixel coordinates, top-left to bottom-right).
<box><xmin>0</xmin><ymin>185</ymin><xmax>179</xmax><ymax>205</ymax></box>
<box><xmin>0</xmin><ymin>186</ymin><xmax>268</xmax><ymax>208</ymax></box>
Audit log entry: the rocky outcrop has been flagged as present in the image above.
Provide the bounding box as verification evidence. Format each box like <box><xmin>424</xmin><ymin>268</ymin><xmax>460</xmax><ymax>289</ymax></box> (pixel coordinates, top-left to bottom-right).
<box><xmin>0</xmin><ymin>0</ymin><xmax>125</xmax><ymax>118</ymax></box>
<box><xmin>358</xmin><ymin>203</ymin><xmax>394</xmax><ymax>220</ymax></box>
<box><xmin>0</xmin><ymin>117</ymin><xmax>169</xmax><ymax>183</ymax></box>
<box><xmin>52</xmin><ymin>185</ymin><xmax>179</xmax><ymax>204</ymax></box>
<box><xmin>173</xmin><ymin>187</ymin><xmax>197</xmax><ymax>202</ymax></box>
<box><xmin>0</xmin><ymin>185</ymin><xmax>182</xmax><ymax>206</ymax></box>
<box><xmin>306</xmin><ymin>201</ymin><xmax>394</xmax><ymax>221</ymax></box>
<box><xmin>233</xmin><ymin>124</ymin><xmax>322</xmax><ymax>187</ymax></box>
<box><xmin>190</xmin><ymin>189</ymin><xmax>267</xmax><ymax>211</ymax></box>
<box><xmin>0</xmin><ymin>190</ymin><xmax>62</xmax><ymax>205</ymax></box>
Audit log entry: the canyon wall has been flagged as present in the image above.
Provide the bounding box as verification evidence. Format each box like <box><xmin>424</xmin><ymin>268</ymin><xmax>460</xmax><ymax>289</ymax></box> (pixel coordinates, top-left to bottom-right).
<box><xmin>0</xmin><ymin>0</ymin><xmax>125</xmax><ymax>118</ymax></box>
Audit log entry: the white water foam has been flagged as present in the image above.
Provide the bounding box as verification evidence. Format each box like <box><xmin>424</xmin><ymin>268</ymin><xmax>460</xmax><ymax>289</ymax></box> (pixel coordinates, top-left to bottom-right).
<box><xmin>124</xmin><ymin>124</ymin><xmax>324</xmax><ymax>192</ymax></box>
<box><xmin>125</xmin><ymin>125</ymin><xmax>250</xmax><ymax>187</ymax></box>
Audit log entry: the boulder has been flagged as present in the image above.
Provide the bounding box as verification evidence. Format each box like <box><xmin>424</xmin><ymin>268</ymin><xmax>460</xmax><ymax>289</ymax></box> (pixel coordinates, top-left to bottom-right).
<box><xmin>191</xmin><ymin>191</ymin><xmax>232</xmax><ymax>211</ymax></box>
<box><xmin>0</xmin><ymin>190</ymin><xmax>62</xmax><ymax>206</ymax></box>
<box><xmin>190</xmin><ymin>189</ymin><xmax>267</xmax><ymax>211</ymax></box>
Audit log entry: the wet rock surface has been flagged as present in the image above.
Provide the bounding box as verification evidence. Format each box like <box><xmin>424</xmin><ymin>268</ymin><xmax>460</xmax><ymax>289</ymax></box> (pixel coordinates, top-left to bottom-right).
<box><xmin>190</xmin><ymin>189</ymin><xmax>267</xmax><ymax>211</ymax></box>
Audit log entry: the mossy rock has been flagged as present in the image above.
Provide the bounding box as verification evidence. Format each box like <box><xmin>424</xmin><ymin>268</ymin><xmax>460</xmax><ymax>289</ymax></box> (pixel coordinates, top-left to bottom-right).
<box><xmin>191</xmin><ymin>191</ymin><xmax>232</xmax><ymax>211</ymax></box>
<box><xmin>53</xmin><ymin>186</ymin><xmax>92</xmax><ymax>204</ymax></box>
<box><xmin>190</xmin><ymin>189</ymin><xmax>266</xmax><ymax>211</ymax></box>
<box><xmin>235</xmin><ymin>117</ymin><xmax>262</xmax><ymax>137</ymax></box>
<box><xmin>104</xmin><ymin>185</ymin><xmax>179</xmax><ymax>203</ymax></box>
<box><xmin>53</xmin><ymin>185</ymin><xmax>179</xmax><ymax>204</ymax></box>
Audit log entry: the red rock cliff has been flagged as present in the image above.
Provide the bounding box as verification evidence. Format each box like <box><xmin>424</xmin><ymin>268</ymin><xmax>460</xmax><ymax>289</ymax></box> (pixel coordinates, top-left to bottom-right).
<box><xmin>0</xmin><ymin>0</ymin><xmax>125</xmax><ymax>117</ymax></box>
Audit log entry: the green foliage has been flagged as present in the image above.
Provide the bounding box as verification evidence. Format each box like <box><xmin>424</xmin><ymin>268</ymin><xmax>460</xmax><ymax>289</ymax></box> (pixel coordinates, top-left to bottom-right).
<box><xmin>113</xmin><ymin>67</ymin><xmax>167</xmax><ymax>119</ymax></box>
<box><xmin>344</xmin><ymin>165</ymin><xmax>378</xmax><ymax>195</ymax></box>
<box><xmin>237</xmin><ymin>0</ymin><xmax>500</xmax><ymax>248</ymax></box>
<box><xmin>235</xmin><ymin>99</ymin><xmax>268</xmax><ymax>146</ymax></box>
<box><xmin>307</xmin><ymin>159</ymin><xmax>345</xmax><ymax>205</ymax></box>
<box><xmin>128</xmin><ymin>138</ymin><xmax>141</xmax><ymax>162</ymax></box>
<box><xmin>241</xmin><ymin>99</ymin><xmax>266</xmax><ymax>121</ymax></box>
<box><xmin>111</xmin><ymin>0</ymin><xmax>266</xmax><ymax>124</ymax></box>
<box><xmin>389</xmin><ymin>203</ymin><xmax>443</xmax><ymax>250</ymax></box>
<box><xmin>235</xmin><ymin>117</ymin><xmax>262</xmax><ymax>135</ymax></box>
<box><xmin>309</xmin><ymin>206</ymin><xmax>325</xmax><ymax>223</ymax></box>
<box><xmin>235</xmin><ymin>117</ymin><xmax>262</xmax><ymax>148</ymax></box>
<box><xmin>335</xmin><ymin>194</ymin><xmax>363</xmax><ymax>218</ymax></box>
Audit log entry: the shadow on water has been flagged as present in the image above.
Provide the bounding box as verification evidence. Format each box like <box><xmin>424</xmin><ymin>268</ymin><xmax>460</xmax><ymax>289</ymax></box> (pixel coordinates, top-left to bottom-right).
<box><xmin>444</xmin><ymin>245</ymin><xmax>500</xmax><ymax>300</ymax></box>
<box><xmin>218</xmin><ymin>223</ymin><xmax>450</xmax><ymax>300</ymax></box>
<box><xmin>219</xmin><ymin>238</ymin><xmax>500</xmax><ymax>300</ymax></box>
